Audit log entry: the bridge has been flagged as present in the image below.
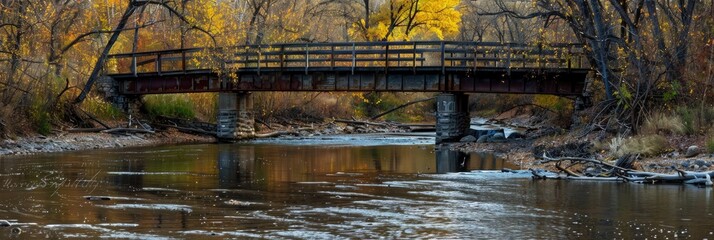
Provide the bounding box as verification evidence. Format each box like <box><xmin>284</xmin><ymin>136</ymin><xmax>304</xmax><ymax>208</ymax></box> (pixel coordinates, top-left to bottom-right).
<box><xmin>98</xmin><ymin>41</ymin><xmax>590</xmax><ymax>143</ymax></box>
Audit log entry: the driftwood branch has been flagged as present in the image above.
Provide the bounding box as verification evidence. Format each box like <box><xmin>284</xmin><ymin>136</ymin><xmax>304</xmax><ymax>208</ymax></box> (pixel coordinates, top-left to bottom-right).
<box><xmin>255</xmin><ymin>118</ymin><xmax>273</xmax><ymax>130</ymax></box>
<box><xmin>255</xmin><ymin>131</ymin><xmax>290</xmax><ymax>138</ymax></box>
<box><xmin>539</xmin><ymin>154</ymin><xmax>632</xmax><ymax>172</ymax></box>
<box><xmin>334</xmin><ymin>119</ymin><xmax>387</xmax><ymax>127</ymax></box>
<box><xmin>101</xmin><ymin>128</ymin><xmax>155</xmax><ymax>134</ymax></box>
<box><xmin>254</xmin><ymin>127</ymin><xmax>313</xmax><ymax>138</ymax></box>
<box><xmin>154</xmin><ymin>123</ymin><xmax>216</xmax><ymax>136</ymax></box>
<box><xmin>67</xmin><ymin>128</ymin><xmax>107</xmax><ymax>133</ymax></box>
<box><xmin>370</xmin><ymin>97</ymin><xmax>434</xmax><ymax>120</ymax></box>
<box><xmin>75</xmin><ymin>106</ymin><xmax>111</xmax><ymax>129</ymax></box>
<box><xmin>534</xmin><ymin>154</ymin><xmax>714</xmax><ymax>186</ymax></box>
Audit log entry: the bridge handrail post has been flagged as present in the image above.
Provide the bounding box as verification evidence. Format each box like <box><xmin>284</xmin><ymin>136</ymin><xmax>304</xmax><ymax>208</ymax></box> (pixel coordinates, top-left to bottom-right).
<box><xmin>385</xmin><ymin>42</ymin><xmax>389</xmax><ymax>74</ymax></box>
<box><xmin>412</xmin><ymin>42</ymin><xmax>417</xmax><ymax>74</ymax></box>
<box><xmin>440</xmin><ymin>41</ymin><xmax>445</xmax><ymax>75</ymax></box>
<box><xmin>279</xmin><ymin>45</ymin><xmax>285</xmax><ymax>71</ymax></box>
<box><xmin>351</xmin><ymin>43</ymin><xmax>356</xmax><ymax>75</ymax></box>
<box><xmin>305</xmin><ymin>44</ymin><xmax>309</xmax><ymax>75</ymax></box>
<box><xmin>330</xmin><ymin>45</ymin><xmax>335</xmax><ymax>71</ymax></box>
<box><xmin>473</xmin><ymin>42</ymin><xmax>478</xmax><ymax>71</ymax></box>
<box><xmin>131</xmin><ymin>53</ymin><xmax>137</xmax><ymax>77</ymax></box>
<box><xmin>156</xmin><ymin>53</ymin><xmax>162</xmax><ymax>75</ymax></box>
<box><xmin>506</xmin><ymin>43</ymin><xmax>511</xmax><ymax>76</ymax></box>
<box><xmin>567</xmin><ymin>45</ymin><xmax>572</xmax><ymax>70</ymax></box>
<box><xmin>182</xmin><ymin>50</ymin><xmax>186</xmax><ymax>73</ymax></box>
<box><xmin>258</xmin><ymin>46</ymin><xmax>262</xmax><ymax>75</ymax></box>
<box><xmin>538</xmin><ymin>43</ymin><xmax>544</xmax><ymax>69</ymax></box>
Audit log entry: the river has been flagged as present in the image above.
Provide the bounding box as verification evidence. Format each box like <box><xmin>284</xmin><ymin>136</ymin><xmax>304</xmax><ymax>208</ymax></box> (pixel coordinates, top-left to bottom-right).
<box><xmin>0</xmin><ymin>135</ymin><xmax>712</xmax><ymax>239</ymax></box>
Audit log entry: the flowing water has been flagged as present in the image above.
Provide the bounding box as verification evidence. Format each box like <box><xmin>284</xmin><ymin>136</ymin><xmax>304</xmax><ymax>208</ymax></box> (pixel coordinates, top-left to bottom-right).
<box><xmin>0</xmin><ymin>135</ymin><xmax>712</xmax><ymax>239</ymax></box>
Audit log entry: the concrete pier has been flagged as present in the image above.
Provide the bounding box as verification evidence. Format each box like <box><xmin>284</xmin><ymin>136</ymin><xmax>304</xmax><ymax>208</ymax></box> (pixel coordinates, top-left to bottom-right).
<box><xmin>435</xmin><ymin>93</ymin><xmax>470</xmax><ymax>144</ymax></box>
<box><xmin>217</xmin><ymin>92</ymin><xmax>255</xmax><ymax>140</ymax></box>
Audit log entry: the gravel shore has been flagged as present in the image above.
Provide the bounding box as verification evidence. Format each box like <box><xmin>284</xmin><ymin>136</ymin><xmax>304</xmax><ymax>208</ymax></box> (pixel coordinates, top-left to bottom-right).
<box><xmin>0</xmin><ymin>129</ymin><xmax>215</xmax><ymax>156</ymax></box>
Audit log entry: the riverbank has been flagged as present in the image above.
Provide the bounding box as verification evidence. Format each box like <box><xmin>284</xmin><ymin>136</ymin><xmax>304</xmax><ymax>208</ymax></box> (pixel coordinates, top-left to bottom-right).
<box><xmin>451</xmin><ymin>133</ymin><xmax>714</xmax><ymax>174</ymax></box>
<box><xmin>0</xmin><ymin>129</ymin><xmax>216</xmax><ymax>156</ymax></box>
<box><xmin>0</xmin><ymin>119</ymin><xmax>412</xmax><ymax>156</ymax></box>
<box><xmin>3</xmin><ymin>118</ymin><xmax>712</xmax><ymax>175</ymax></box>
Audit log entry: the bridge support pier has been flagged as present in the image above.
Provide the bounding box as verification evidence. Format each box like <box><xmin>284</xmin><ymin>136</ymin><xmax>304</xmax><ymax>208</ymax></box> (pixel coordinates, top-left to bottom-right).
<box><xmin>435</xmin><ymin>93</ymin><xmax>470</xmax><ymax>144</ymax></box>
<box><xmin>217</xmin><ymin>92</ymin><xmax>255</xmax><ymax>140</ymax></box>
<box><xmin>96</xmin><ymin>76</ymin><xmax>142</xmax><ymax>114</ymax></box>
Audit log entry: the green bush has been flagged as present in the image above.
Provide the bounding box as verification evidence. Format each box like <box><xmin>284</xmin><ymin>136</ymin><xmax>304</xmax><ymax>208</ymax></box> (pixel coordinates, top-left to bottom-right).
<box><xmin>707</xmin><ymin>137</ymin><xmax>714</xmax><ymax>154</ymax></box>
<box><xmin>677</xmin><ymin>107</ymin><xmax>695</xmax><ymax>135</ymax></box>
<box><xmin>29</xmin><ymin>100</ymin><xmax>52</xmax><ymax>135</ymax></box>
<box><xmin>82</xmin><ymin>96</ymin><xmax>123</xmax><ymax>119</ymax></box>
<box><xmin>143</xmin><ymin>95</ymin><xmax>195</xmax><ymax>119</ymax></box>
<box><xmin>33</xmin><ymin>110</ymin><xmax>51</xmax><ymax>135</ymax></box>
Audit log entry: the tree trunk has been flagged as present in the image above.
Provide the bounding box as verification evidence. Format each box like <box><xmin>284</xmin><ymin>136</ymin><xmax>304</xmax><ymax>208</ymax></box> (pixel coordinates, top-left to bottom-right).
<box><xmin>74</xmin><ymin>2</ymin><xmax>138</xmax><ymax>104</ymax></box>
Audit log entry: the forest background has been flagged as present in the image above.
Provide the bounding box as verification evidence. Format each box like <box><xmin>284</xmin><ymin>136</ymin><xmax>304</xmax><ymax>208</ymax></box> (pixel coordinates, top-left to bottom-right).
<box><xmin>0</xmin><ymin>0</ymin><xmax>713</xmax><ymax>155</ymax></box>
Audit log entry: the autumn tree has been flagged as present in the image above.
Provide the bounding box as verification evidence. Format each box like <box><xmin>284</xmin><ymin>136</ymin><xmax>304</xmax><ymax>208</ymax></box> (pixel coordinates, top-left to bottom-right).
<box><xmin>351</xmin><ymin>0</ymin><xmax>461</xmax><ymax>41</ymax></box>
<box><xmin>482</xmin><ymin>0</ymin><xmax>705</xmax><ymax>133</ymax></box>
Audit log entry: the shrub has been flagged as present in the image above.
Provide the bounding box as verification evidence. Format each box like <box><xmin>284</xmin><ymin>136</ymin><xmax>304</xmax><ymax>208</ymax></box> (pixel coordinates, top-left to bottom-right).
<box><xmin>610</xmin><ymin>135</ymin><xmax>670</xmax><ymax>158</ymax></box>
<box><xmin>82</xmin><ymin>96</ymin><xmax>123</xmax><ymax>120</ymax></box>
<box><xmin>707</xmin><ymin>137</ymin><xmax>714</xmax><ymax>154</ymax></box>
<box><xmin>640</xmin><ymin>112</ymin><xmax>685</xmax><ymax>135</ymax></box>
<box><xmin>677</xmin><ymin>107</ymin><xmax>695</xmax><ymax>135</ymax></box>
<box><xmin>143</xmin><ymin>95</ymin><xmax>195</xmax><ymax>119</ymax></box>
<box><xmin>31</xmin><ymin>109</ymin><xmax>51</xmax><ymax>135</ymax></box>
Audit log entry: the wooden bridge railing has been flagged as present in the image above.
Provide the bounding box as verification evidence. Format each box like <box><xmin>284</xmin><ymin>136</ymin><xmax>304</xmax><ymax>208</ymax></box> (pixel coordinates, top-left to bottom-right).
<box><xmin>105</xmin><ymin>41</ymin><xmax>588</xmax><ymax>76</ymax></box>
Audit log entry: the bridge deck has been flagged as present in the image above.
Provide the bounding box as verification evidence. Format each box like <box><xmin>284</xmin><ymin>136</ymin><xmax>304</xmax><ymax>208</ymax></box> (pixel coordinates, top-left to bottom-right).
<box><xmin>106</xmin><ymin>41</ymin><xmax>589</xmax><ymax>95</ymax></box>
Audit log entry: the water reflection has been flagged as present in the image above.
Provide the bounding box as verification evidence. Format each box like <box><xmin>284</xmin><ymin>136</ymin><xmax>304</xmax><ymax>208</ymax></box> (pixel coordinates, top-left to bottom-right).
<box><xmin>435</xmin><ymin>145</ymin><xmax>518</xmax><ymax>173</ymax></box>
<box><xmin>0</xmin><ymin>142</ymin><xmax>712</xmax><ymax>239</ymax></box>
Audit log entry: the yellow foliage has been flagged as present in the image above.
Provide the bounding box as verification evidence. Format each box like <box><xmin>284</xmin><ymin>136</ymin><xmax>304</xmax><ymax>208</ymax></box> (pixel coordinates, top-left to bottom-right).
<box><xmin>356</xmin><ymin>0</ymin><xmax>461</xmax><ymax>41</ymax></box>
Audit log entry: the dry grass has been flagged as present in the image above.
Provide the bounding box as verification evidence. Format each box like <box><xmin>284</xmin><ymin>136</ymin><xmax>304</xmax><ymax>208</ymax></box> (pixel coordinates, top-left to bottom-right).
<box><xmin>640</xmin><ymin>112</ymin><xmax>686</xmax><ymax>135</ymax></box>
<box><xmin>607</xmin><ymin>134</ymin><xmax>670</xmax><ymax>158</ymax></box>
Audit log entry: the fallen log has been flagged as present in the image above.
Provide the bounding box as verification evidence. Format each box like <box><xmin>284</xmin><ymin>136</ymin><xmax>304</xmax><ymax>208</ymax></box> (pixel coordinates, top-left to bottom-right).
<box><xmin>565</xmin><ymin>176</ymin><xmax>624</xmax><ymax>182</ymax></box>
<box><xmin>74</xmin><ymin>106</ymin><xmax>111</xmax><ymax>129</ymax></box>
<box><xmin>535</xmin><ymin>153</ymin><xmax>714</xmax><ymax>187</ymax></box>
<box><xmin>100</xmin><ymin>128</ymin><xmax>155</xmax><ymax>134</ymax></box>
<box><xmin>254</xmin><ymin>131</ymin><xmax>290</xmax><ymax>138</ymax></box>
<box><xmin>154</xmin><ymin>123</ymin><xmax>216</xmax><ymax>136</ymax></box>
<box><xmin>334</xmin><ymin>119</ymin><xmax>386</xmax><ymax>127</ymax></box>
<box><xmin>255</xmin><ymin>118</ymin><xmax>273</xmax><ymax>130</ymax></box>
<box><xmin>67</xmin><ymin>128</ymin><xmax>107</xmax><ymax>133</ymax></box>
<box><xmin>370</xmin><ymin>97</ymin><xmax>434</xmax><ymax>120</ymax></box>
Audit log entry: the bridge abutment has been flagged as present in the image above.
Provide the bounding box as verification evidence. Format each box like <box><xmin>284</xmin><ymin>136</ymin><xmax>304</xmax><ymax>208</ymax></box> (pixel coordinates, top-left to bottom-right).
<box><xmin>96</xmin><ymin>76</ymin><xmax>142</xmax><ymax>114</ymax></box>
<box><xmin>435</xmin><ymin>93</ymin><xmax>470</xmax><ymax>144</ymax></box>
<box><xmin>217</xmin><ymin>92</ymin><xmax>255</xmax><ymax>140</ymax></box>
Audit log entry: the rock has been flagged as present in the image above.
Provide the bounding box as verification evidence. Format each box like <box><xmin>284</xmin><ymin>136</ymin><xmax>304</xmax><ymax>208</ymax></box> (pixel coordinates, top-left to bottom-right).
<box><xmin>460</xmin><ymin>135</ymin><xmax>477</xmax><ymax>142</ymax></box>
<box><xmin>681</xmin><ymin>160</ymin><xmax>691</xmax><ymax>168</ymax></box>
<box><xmin>684</xmin><ymin>145</ymin><xmax>700</xmax><ymax>158</ymax></box>
<box><xmin>476</xmin><ymin>135</ymin><xmax>489</xmax><ymax>143</ymax></box>
<box><xmin>695</xmin><ymin>159</ymin><xmax>707</xmax><ymax>167</ymax></box>
<box><xmin>507</xmin><ymin>132</ymin><xmax>525</xmax><ymax>139</ymax></box>
<box><xmin>488</xmin><ymin>133</ymin><xmax>505</xmax><ymax>142</ymax></box>
<box><xmin>0</xmin><ymin>220</ymin><xmax>10</xmax><ymax>227</ymax></box>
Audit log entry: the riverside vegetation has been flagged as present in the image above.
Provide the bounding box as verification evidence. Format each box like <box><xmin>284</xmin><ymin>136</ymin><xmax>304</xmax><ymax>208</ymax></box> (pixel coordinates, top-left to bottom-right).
<box><xmin>0</xmin><ymin>1</ymin><xmax>712</xmax><ymax>178</ymax></box>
